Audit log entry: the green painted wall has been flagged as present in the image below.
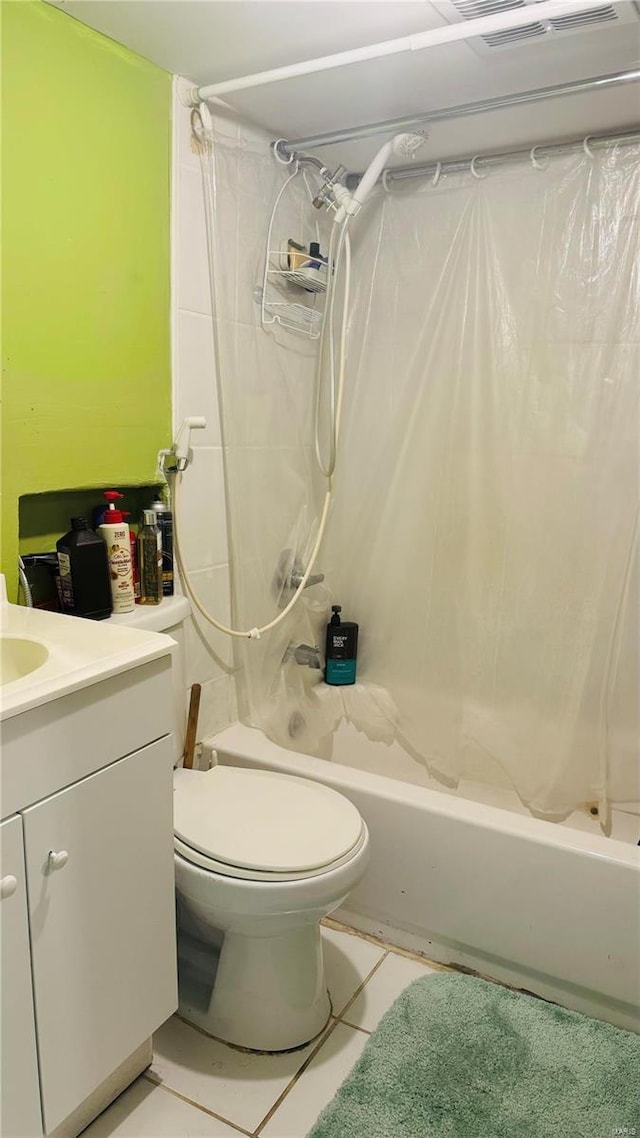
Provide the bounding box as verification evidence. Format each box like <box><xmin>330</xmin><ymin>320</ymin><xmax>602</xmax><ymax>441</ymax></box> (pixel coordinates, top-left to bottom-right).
<box><xmin>1</xmin><ymin>1</ymin><xmax>171</xmax><ymax>599</ymax></box>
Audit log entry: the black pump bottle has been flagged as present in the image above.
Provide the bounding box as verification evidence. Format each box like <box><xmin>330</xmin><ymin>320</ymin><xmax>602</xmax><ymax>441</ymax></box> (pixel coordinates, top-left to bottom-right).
<box><xmin>325</xmin><ymin>605</ymin><xmax>358</xmax><ymax>686</ymax></box>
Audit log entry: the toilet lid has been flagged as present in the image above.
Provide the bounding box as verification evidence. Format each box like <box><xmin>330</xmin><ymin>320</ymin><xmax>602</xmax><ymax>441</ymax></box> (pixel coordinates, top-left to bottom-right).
<box><xmin>173</xmin><ymin>766</ymin><xmax>363</xmax><ymax>873</ymax></box>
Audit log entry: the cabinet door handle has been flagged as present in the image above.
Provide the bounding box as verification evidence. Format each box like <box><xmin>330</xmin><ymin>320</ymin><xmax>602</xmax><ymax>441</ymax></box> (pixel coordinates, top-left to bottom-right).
<box><xmin>47</xmin><ymin>850</ymin><xmax>69</xmax><ymax>872</ymax></box>
<box><xmin>0</xmin><ymin>875</ymin><xmax>18</xmax><ymax>899</ymax></box>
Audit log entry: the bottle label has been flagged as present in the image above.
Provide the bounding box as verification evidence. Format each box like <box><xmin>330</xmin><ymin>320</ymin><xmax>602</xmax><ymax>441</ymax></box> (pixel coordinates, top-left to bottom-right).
<box><xmin>157</xmin><ymin>517</ymin><xmax>174</xmax><ymax>596</ymax></box>
<box><xmin>325</xmin><ymin>659</ymin><xmax>357</xmax><ymax>686</ymax></box>
<box><xmin>330</xmin><ymin>633</ymin><xmax>349</xmax><ymax>654</ymax></box>
<box><xmin>102</xmin><ymin>531</ymin><xmax>134</xmax><ymax>613</ymax></box>
<box><xmin>57</xmin><ymin>552</ymin><xmax>74</xmax><ymax>610</ymax></box>
<box><xmin>108</xmin><ymin>543</ymin><xmax>131</xmax><ymax>578</ymax></box>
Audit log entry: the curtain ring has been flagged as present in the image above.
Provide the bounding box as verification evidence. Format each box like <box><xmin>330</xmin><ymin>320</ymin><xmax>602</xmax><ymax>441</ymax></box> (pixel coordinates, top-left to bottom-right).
<box><xmin>470</xmin><ymin>155</ymin><xmax>487</xmax><ymax>180</ymax></box>
<box><xmin>382</xmin><ymin>168</ymin><xmax>393</xmax><ymax>192</ymax></box>
<box><xmin>530</xmin><ymin>146</ymin><xmax>549</xmax><ymax>171</ymax></box>
<box><xmin>273</xmin><ymin>139</ymin><xmax>295</xmax><ymax>165</ymax></box>
<box><xmin>583</xmin><ymin>136</ymin><xmax>595</xmax><ymax>160</ymax></box>
<box><xmin>432</xmin><ymin>160</ymin><xmax>442</xmax><ymax>187</ymax></box>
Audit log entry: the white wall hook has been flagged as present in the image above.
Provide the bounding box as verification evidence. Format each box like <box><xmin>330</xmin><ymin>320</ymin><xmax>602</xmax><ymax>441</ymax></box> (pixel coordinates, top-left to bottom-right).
<box><xmin>47</xmin><ymin>850</ymin><xmax>69</xmax><ymax>872</ymax></box>
<box><xmin>530</xmin><ymin>146</ymin><xmax>549</xmax><ymax>171</ymax></box>
<box><xmin>382</xmin><ymin>168</ymin><xmax>393</xmax><ymax>192</ymax></box>
<box><xmin>583</xmin><ymin>136</ymin><xmax>595</xmax><ymax>159</ymax></box>
<box><xmin>0</xmin><ymin>875</ymin><xmax>18</xmax><ymax>899</ymax></box>
<box><xmin>432</xmin><ymin>161</ymin><xmax>442</xmax><ymax>187</ymax></box>
<box><xmin>470</xmin><ymin>156</ymin><xmax>488</xmax><ymax>180</ymax></box>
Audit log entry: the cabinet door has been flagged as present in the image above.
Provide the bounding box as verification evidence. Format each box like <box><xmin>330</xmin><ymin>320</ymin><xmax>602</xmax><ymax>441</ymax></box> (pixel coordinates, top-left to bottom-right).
<box><xmin>23</xmin><ymin>739</ymin><xmax>177</xmax><ymax>1135</ymax></box>
<box><xmin>0</xmin><ymin>815</ymin><xmax>43</xmax><ymax>1138</ymax></box>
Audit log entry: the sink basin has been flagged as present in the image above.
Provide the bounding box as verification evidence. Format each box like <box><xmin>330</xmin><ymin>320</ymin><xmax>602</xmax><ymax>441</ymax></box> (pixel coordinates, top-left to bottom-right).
<box><xmin>0</xmin><ymin>574</ymin><xmax>177</xmax><ymax>721</ymax></box>
<box><xmin>0</xmin><ymin>637</ymin><xmax>50</xmax><ymax>684</ymax></box>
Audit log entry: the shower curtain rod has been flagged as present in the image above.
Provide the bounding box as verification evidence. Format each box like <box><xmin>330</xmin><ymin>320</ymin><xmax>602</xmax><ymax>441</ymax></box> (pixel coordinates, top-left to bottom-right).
<box><xmin>189</xmin><ymin>0</ymin><xmax>626</xmax><ymax>103</ymax></box>
<box><xmin>380</xmin><ymin>128</ymin><xmax>640</xmax><ymax>185</ymax></box>
<box><xmin>278</xmin><ymin>69</ymin><xmax>640</xmax><ymax>153</ymax></box>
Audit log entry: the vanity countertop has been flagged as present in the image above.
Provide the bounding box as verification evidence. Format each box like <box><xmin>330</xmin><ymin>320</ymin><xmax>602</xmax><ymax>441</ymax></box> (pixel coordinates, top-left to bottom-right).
<box><xmin>0</xmin><ymin>577</ymin><xmax>175</xmax><ymax>721</ymax></box>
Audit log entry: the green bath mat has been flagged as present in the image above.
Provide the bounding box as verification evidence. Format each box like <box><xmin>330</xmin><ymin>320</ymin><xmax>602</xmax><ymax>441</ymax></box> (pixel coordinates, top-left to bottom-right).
<box><xmin>308</xmin><ymin>972</ymin><xmax>640</xmax><ymax>1138</ymax></box>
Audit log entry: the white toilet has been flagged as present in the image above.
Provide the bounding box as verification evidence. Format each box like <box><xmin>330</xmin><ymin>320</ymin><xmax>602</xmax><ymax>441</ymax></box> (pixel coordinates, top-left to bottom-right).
<box><xmin>112</xmin><ymin>597</ymin><xmax>370</xmax><ymax>1052</ymax></box>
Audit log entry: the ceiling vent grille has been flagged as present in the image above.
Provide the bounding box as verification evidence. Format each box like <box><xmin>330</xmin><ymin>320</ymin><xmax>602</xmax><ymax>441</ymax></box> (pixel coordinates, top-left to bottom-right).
<box><xmin>444</xmin><ymin>0</ymin><xmax>634</xmax><ymax>51</ymax></box>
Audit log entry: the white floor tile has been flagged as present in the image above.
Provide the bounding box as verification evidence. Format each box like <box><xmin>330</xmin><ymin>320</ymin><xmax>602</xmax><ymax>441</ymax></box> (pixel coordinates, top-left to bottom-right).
<box><xmin>150</xmin><ymin>1015</ymin><xmax>322</xmax><ymax>1134</ymax></box>
<box><xmin>321</xmin><ymin>926</ymin><xmax>386</xmax><ymax>1017</ymax></box>
<box><xmin>342</xmin><ymin>951</ymin><xmax>437</xmax><ymax>1032</ymax></box>
<box><xmin>82</xmin><ymin>1075</ymin><xmax>240</xmax><ymax>1136</ymax></box>
<box><xmin>260</xmin><ymin>1024</ymin><xmax>367</xmax><ymax>1137</ymax></box>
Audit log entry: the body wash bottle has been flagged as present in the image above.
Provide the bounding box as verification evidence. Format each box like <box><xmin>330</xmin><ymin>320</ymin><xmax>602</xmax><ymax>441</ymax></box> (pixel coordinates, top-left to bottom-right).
<box><xmin>99</xmin><ymin>491</ymin><xmax>135</xmax><ymax>614</ymax></box>
<box><xmin>138</xmin><ymin>510</ymin><xmax>162</xmax><ymax>605</ymax></box>
<box><xmin>325</xmin><ymin>604</ymin><xmax>359</xmax><ymax>685</ymax></box>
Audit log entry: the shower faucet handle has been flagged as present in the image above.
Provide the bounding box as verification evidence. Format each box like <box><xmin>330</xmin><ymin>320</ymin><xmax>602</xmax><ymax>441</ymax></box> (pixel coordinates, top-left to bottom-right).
<box><xmin>273</xmin><ymin>550</ymin><xmax>325</xmax><ymax>607</ymax></box>
<box><xmin>290</xmin><ymin>570</ymin><xmax>325</xmax><ymax>590</ymax></box>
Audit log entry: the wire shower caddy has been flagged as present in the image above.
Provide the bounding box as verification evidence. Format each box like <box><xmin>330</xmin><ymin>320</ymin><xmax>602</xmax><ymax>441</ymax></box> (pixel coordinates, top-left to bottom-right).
<box><xmin>260</xmin><ymin>169</ymin><xmax>329</xmax><ymax>339</ymax></box>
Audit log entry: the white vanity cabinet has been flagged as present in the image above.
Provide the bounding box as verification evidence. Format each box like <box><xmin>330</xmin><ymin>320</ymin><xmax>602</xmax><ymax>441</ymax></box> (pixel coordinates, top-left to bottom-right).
<box><xmin>0</xmin><ymin>814</ymin><xmax>42</xmax><ymax>1138</ymax></box>
<box><xmin>1</xmin><ymin>644</ymin><xmax>178</xmax><ymax>1138</ymax></box>
<box><xmin>24</xmin><ymin>737</ymin><xmax>176</xmax><ymax>1135</ymax></box>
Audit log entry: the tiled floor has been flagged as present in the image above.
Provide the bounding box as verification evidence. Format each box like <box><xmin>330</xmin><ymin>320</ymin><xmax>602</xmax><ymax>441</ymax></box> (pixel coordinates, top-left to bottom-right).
<box><xmin>83</xmin><ymin>921</ymin><xmax>441</xmax><ymax>1138</ymax></box>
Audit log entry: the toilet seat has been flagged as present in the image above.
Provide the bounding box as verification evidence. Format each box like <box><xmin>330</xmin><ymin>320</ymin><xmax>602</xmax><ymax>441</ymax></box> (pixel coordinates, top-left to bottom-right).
<box><xmin>173</xmin><ymin>765</ymin><xmax>364</xmax><ymax>880</ymax></box>
<box><xmin>174</xmin><ymin>829</ymin><xmax>367</xmax><ymax>881</ymax></box>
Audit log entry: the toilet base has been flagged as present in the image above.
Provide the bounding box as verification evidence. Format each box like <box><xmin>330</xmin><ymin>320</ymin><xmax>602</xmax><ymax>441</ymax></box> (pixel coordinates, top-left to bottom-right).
<box><xmin>178</xmin><ymin>922</ymin><xmax>332</xmax><ymax>1051</ymax></box>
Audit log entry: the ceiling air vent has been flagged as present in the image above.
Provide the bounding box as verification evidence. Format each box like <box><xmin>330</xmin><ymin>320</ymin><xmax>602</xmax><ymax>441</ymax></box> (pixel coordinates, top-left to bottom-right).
<box><xmin>443</xmin><ymin>0</ymin><xmax>637</xmax><ymax>52</ymax></box>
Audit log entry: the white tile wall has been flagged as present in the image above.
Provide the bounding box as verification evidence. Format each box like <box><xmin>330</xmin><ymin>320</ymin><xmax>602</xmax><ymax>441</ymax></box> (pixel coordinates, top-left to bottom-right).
<box><xmin>172</xmin><ymin>79</ymin><xmax>248</xmax><ymax>741</ymax></box>
<box><xmin>172</xmin><ymin>78</ymin><xmax>322</xmax><ymax>740</ymax></box>
<box><xmin>174</xmin><ymin>311</ymin><xmax>221</xmax><ymax>448</ymax></box>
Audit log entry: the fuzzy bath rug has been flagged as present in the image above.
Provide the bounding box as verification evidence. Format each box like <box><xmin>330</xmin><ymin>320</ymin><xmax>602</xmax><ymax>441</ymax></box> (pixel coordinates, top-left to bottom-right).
<box><xmin>307</xmin><ymin>972</ymin><xmax>640</xmax><ymax>1138</ymax></box>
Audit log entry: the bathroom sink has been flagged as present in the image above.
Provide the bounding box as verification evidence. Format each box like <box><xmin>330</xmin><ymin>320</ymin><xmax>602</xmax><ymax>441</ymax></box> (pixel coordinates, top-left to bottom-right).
<box><xmin>0</xmin><ymin>636</ymin><xmax>49</xmax><ymax>685</ymax></box>
<box><xmin>0</xmin><ymin>575</ymin><xmax>176</xmax><ymax>721</ymax></box>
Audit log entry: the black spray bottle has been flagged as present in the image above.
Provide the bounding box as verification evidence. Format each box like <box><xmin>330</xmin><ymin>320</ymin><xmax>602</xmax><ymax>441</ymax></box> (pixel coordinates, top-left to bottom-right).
<box><xmin>325</xmin><ymin>605</ymin><xmax>358</xmax><ymax>686</ymax></box>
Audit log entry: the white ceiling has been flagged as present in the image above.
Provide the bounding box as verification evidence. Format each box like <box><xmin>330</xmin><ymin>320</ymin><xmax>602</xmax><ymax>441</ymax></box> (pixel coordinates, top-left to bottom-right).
<box><xmin>47</xmin><ymin>1</ymin><xmax>640</xmax><ymax>169</ymax></box>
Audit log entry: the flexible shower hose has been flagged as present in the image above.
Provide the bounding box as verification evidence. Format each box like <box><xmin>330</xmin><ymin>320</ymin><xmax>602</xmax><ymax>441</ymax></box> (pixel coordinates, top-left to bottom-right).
<box><xmin>173</xmin><ymin>123</ymin><xmax>351</xmax><ymax>638</ymax></box>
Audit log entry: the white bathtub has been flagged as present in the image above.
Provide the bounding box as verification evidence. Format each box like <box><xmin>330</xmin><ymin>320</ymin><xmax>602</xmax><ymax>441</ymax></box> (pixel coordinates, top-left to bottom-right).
<box><xmin>208</xmin><ymin>722</ymin><xmax>640</xmax><ymax>1032</ymax></box>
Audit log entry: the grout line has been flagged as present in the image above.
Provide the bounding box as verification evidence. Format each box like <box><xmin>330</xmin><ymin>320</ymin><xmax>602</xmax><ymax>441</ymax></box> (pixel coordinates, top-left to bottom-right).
<box><xmin>337</xmin><ymin>1019</ymin><xmax>372</xmax><ymax>1035</ymax></box>
<box><xmin>323</xmin><ymin>916</ymin><xmax>453</xmax><ymax>971</ymax></box>
<box><xmin>331</xmin><ymin>950</ymin><xmax>389</xmax><ymax>1024</ymax></box>
<box><xmin>253</xmin><ymin>1018</ymin><xmax>342</xmax><ymax>1136</ymax></box>
<box><xmin>142</xmin><ymin>1072</ymin><xmax>253</xmax><ymax>1137</ymax></box>
<box><xmin>255</xmin><ymin>950</ymin><xmax>390</xmax><ymax>1138</ymax></box>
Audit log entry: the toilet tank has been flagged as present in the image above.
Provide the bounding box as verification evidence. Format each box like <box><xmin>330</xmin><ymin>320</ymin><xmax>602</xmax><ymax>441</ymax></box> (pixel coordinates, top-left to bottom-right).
<box><xmin>109</xmin><ymin>595</ymin><xmax>191</xmax><ymax>760</ymax></box>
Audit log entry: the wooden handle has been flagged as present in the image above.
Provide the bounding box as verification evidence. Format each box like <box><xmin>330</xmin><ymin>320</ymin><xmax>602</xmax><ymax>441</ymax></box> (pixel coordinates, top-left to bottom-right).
<box><xmin>182</xmin><ymin>683</ymin><xmax>201</xmax><ymax>770</ymax></box>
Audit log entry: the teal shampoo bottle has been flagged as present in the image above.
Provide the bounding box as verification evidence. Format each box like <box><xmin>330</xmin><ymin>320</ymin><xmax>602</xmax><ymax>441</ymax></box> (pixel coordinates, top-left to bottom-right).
<box><xmin>325</xmin><ymin>605</ymin><xmax>358</xmax><ymax>686</ymax></box>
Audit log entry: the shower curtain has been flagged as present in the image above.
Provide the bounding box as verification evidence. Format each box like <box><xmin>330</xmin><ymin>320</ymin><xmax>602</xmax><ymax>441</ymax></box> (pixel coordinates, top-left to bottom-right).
<box><xmin>201</xmin><ymin>124</ymin><xmax>639</xmax><ymax>825</ymax></box>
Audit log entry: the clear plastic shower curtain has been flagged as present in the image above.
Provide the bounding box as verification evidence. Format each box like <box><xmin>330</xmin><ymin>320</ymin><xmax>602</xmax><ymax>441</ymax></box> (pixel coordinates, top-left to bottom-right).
<box><xmin>205</xmin><ymin>128</ymin><xmax>640</xmax><ymax>825</ymax></box>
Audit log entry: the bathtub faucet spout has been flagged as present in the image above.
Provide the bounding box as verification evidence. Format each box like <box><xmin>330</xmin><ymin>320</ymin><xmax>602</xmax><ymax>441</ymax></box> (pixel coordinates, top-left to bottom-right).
<box><xmin>292</xmin><ymin>644</ymin><xmax>322</xmax><ymax>669</ymax></box>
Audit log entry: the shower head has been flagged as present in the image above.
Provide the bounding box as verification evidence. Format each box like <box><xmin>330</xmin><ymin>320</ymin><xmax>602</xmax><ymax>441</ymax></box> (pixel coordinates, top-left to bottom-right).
<box><xmin>333</xmin><ymin>130</ymin><xmax>428</xmax><ymax>220</ymax></box>
<box><xmin>390</xmin><ymin>131</ymin><xmax>429</xmax><ymax>159</ymax></box>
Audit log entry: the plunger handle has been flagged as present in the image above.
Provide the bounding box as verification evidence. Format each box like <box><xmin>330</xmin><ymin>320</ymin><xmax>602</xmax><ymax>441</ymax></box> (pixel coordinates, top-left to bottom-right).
<box><xmin>182</xmin><ymin>683</ymin><xmax>201</xmax><ymax>770</ymax></box>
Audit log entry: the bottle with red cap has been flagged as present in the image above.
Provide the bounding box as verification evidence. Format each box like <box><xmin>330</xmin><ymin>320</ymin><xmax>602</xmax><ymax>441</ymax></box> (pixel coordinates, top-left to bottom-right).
<box><xmin>99</xmin><ymin>491</ymin><xmax>135</xmax><ymax>613</ymax></box>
